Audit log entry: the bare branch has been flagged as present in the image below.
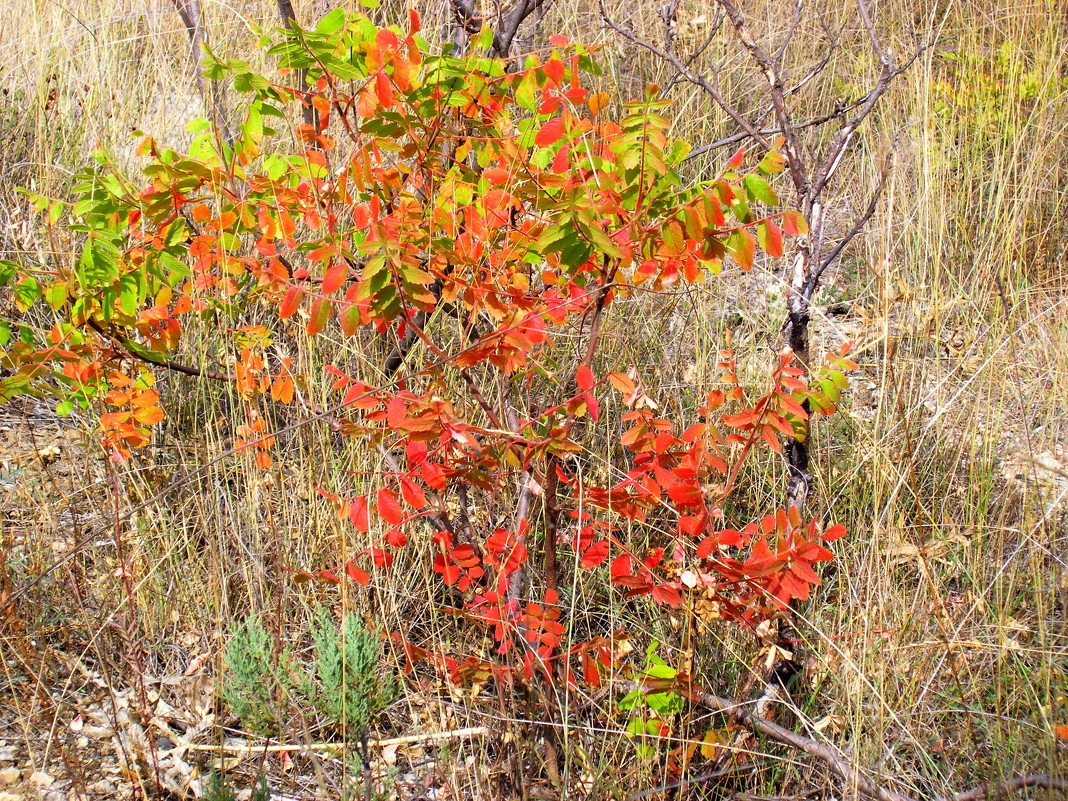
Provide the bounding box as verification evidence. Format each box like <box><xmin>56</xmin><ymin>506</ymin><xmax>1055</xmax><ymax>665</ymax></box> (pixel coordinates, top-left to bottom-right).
<box><xmin>683</xmin><ymin>94</ymin><xmax>868</xmax><ymax>162</ymax></box>
<box><xmin>660</xmin><ymin>10</ymin><xmax>724</xmax><ymax>96</ymax></box>
<box><xmin>659</xmin><ymin>0</ymin><xmax>683</xmax><ymax>53</ymax></box>
<box><xmin>449</xmin><ymin>0</ymin><xmax>481</xmax><ymax>35</ymax></box>
<box><xmin>87</xmin><ymin>319</ymin><xmax>234</xmax><ymax>382</ymax></box>
<box><xmin>714</xmin><ymin>0</ymin><xmax>807</xmax><ymax>197</ymax></box>
<box><xmin>810</xmin><ymin>2</ymin><xmax>936</xmax><ymax>198</ymax></box>
<box><xmin>599</xmin><ymin>1</ymin><xmax>771</xmax><ymax>150</ymax></box>
<box><xmin>774</xmin><ymin>0</ymin><xmax>805</xmax><ymax>66</ymax></box>
<box><xmin>806</xmin><ymin>150</ymin><xmax>894</xmax><ymax>296</ymax></box>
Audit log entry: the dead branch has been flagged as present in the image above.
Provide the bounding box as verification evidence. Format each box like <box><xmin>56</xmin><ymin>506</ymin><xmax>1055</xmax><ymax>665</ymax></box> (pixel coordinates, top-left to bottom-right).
<box><xmin>86</xmin><ymin>318</ymin><xmax>234</xmax><ymax>382</ymax></box>
<box><xmin>714</xmin><ymin>0</ymin><xmax>807</xmax><ymax>198</ymax></box>
<box><xmin>622</xmin><ymin>681</ymin><xmax>1068</xmax><ymax>801</ymax></box>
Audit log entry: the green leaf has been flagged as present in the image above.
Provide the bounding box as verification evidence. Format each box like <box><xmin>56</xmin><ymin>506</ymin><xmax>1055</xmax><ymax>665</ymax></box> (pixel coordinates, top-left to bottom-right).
<box><xmin>743</xmin><ymin>173</ymin><xmax>778</xmax><ymax>205</ymax></box>
<box><xmin>316</xmin><ymin>8</ymin><xmax>347</xmax><ymax>35</ymax></box>
<box><xmin>0</xmin><ymin>260</ymin><xmax>19</xmax><ymax>286</ymax></box>
<box><xmin>185</xmin><ymin>117</ymin><xmax>212</xmax><ymax>133</ymax></box>
<box><xmin>474</xmin><ymin>25</ymin><xmax>494</xmax><ymax>52</ymax></box>
<box><xmin>13</xmin><ymin>277</ymin><xmax>41</xmax><ymax>311</ymax></box>
<box><xmin>44</xmin><ymin>281</ymin><xmax>69</xmax><ymax>311</ymax></box>
<box><xmin>580</xmin><ymin>224</ymin><xmax>623</xmax><ymax>260</ymax></box>
<box><xmin>78</xmin><ymin>240</ymin><xmax>119</xmax><ymax>287</ymax></box>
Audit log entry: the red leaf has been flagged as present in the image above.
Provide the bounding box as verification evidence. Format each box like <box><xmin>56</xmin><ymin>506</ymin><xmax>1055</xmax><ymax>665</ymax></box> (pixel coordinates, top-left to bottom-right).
<box><xmin>666</xmin><ymin>482</ymin><xmax>703</xmax><ymax>507</ymax></box>
<box><xmin>321</xmin><ymin>259</ymin><xmax>347</xmax><ymax>294</ymax></box>
<box><xmin>377</xmin><ymin>488</ymin><xmax>404</xmax><ymax>526</ymax></box>
<box><xmin>576</xmin><ymin>364</ymin><xmax>595</xmax><ymax>391</ymax></box>
<box><xmin>727</xmin><ymin>145</ymin><xmax>746</xmax><ymax>170</ymax></box>
<box><xmin>345</xmin><ymin>561</ymin><xmax>370</xmax><ymax>586</ymax></box>
<box><xmin>279</xmin><ymin>286</ymin><xmax>302</xmax><ymax>319</ymax></box>
<box><xmin>399</xmin><ymin>476</ymin><xmax>427</xmax><ymax>510</ymax></box>
<box><xmin>535</xmin><ymin>117</ymin><xmax>565</xmax><ymax>147</ymax></box>
<box><xmin>782</xmin><ymin>209</ymin><xmax>808</xmax><ymax>236</ymax></box>
<box><xmin>548</xmin><ymin>34</ymin><xmax>570</xmax><ymax>47</ymax></box>
<box><xmin>387</xmin><ymin>395</ymin><xmax>407</xmax><ymax>429</ymax></box>
<box><xmin>349</xmin><ymin>495</ymin><xmax>370</xmax><ymax>533</ymax></box>
<box><xmin>610</xmin><ymin>553</ymin><xmax>633</xmax><ymax>581</ymax></box>
<box><xmin>651</xmin><ymin>583</ymin><xmax>684</xmax><ymax>607</ymax></box>
<box><xmin>585</xmin><ymin>392</ymin><xmax>600</xmax><ymax>423</ymax></box>
<box><xmin>580</xmin><ymin>540</ymin><xmax>610</xmax><ymax>569</ymax></box>
<box><xmin>551</xmin><ymin>144</ymin><xmax>571</xmax><ymax>174</ymax></box>
<box><xmin>385</xmin><ymin>528</ymin><xmax>407</xmax><ymax>547</ymax></box>
<box><xmin>761</xmin><ymin>220</ymin><xmax>784</xmax><ymax>258</ymax></box>
<box><xmin>696</xmin><ymin>536</ymin><xmax>717</xmax><ymax>559</ymax></box>
<box><xmin>375</xmin><ymin>71</ymin><xmax>394</xmax><ymax>108</ymax></box>
<box><xmin>581</xmin><ymin>651</ymin><xmax>601</xmax><ymax>687</ymax></box>
<box><xmin>823</xmin><ymin>524</ymin><xmax>847</xmax><ymax>541</ymax></box>
<box><xmin>370</xmin><ymin>547</ymin><xmax>393</xmax><ymax>568</ymax></box>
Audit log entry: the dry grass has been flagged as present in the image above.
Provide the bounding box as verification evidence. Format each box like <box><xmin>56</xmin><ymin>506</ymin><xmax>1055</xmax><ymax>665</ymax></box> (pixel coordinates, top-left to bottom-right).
<box><xmin>1</xmin><ymin>1</ymin><xmax>1066</xmax><ymax>799</ymax></box>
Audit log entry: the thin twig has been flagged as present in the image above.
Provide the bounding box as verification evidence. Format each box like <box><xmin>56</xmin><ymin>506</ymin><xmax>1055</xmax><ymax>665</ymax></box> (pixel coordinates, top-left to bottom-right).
<box><xmin>683</xmin><ymin>96</ymin><xmax>868</xmax><ymax>162</ymax></box>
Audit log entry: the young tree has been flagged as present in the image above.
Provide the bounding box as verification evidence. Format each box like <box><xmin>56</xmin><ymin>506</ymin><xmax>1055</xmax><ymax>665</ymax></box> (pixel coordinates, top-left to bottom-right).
<box><xmin>3</xmin><ymin>6</ymin><xmax>1062</xmax><ymax>799</ymax></box>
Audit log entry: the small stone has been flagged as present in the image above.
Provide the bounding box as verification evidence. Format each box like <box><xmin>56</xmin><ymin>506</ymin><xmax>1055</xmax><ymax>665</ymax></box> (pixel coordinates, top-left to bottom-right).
<box><xmin>87</xmin><ymin>780</ymin><xmax>114</xmax><ymax>794</ymax></box>
<box><xmin>28</xmin><ymin>772</ymin><xmax>53</xmax><ymax>788</ymax></box>
<box><xmin>0</xmin><ymin>769</ymin><xmax>18</xmax><ymax>785</ymax></box>
<box><xmin>0</xmin><ymin>792</ymin><xmax>23</xmax><ymax>801</ymax></box>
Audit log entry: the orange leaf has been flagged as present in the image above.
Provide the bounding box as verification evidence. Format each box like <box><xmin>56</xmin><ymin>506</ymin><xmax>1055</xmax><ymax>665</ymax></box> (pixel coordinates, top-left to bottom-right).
<box><xmin>588</xmin><ymin>92</ymin><xmax>610</xmax><ymax>116</ymax></box>
<box><xmin>483</xmin><ymin>167</ymin><xmax>510</xmax><ymax>185</ymax></box>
